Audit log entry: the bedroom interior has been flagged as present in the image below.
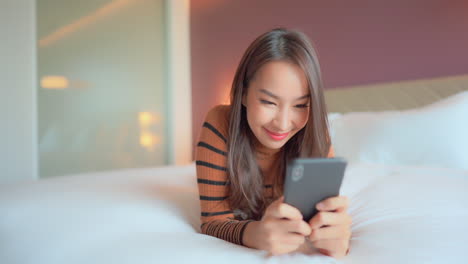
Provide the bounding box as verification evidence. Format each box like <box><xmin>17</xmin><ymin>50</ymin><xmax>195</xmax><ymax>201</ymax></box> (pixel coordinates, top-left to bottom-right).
<box><xmin>1</xmin><ymin>0</ymin><xmax>467</xmax><ymax>263</ymax></box>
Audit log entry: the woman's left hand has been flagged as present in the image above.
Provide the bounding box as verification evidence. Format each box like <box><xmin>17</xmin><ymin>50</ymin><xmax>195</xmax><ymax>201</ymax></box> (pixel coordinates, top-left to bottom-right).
<box><xmin>307</xmin><ymin>196</ymin><xmax>352</xmax><ymax>259</ymax></box>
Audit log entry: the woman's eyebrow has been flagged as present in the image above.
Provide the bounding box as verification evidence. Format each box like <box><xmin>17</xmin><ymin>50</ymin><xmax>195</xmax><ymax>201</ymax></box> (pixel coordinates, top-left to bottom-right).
<box><xmin>259</xmin><ymin>89</ymin><xmax>309</xmax><ymax>100</ymax></box>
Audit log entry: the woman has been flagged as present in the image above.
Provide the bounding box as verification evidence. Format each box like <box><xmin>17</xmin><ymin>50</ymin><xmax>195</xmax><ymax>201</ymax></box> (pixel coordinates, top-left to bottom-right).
<box><xmin>196</xmin><ymin>28</ymin><xmax>352</xmax><ymax>258</ymax></box>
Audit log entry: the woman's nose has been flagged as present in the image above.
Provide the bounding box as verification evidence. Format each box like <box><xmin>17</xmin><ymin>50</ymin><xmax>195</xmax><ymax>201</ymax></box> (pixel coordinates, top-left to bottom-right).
<box><xmin>273</xmin><ymin>109</ymin><xmax>290</xmax><ymax>131</ymax></box>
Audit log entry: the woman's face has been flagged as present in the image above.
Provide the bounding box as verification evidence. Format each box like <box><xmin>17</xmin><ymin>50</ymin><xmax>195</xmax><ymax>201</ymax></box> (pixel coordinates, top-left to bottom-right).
<box><xmin>243</xmin><ymin>60</ymin><xmax>310</xmax><ymax>151</ymax></box>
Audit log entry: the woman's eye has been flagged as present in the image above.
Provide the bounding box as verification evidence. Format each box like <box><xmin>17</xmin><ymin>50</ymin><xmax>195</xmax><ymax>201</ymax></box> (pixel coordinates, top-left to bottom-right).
<box><xmin>295</xmin><ymin>104</ymin><xmax>309</xmax><ymax>108</ymax></box>
<box><xmin>260</xmin><ymin>99</ymin><xmax>275</xmax><ymax>105</ymax></box>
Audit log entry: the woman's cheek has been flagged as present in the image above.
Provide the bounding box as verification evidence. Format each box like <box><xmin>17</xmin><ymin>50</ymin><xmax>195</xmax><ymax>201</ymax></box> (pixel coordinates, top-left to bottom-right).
<box><xmin>248</xmin><ymin>104</ymin><xmax>265</xmax><ymax>128</ymax></box>
<box><xmin>294</xmin><ymin>111</ymin><xmax>309</xmax><ymax>129</ymax></box>
<box><xmin>252</xmin><ymin>104</ymin><xmax>272</xmax><ymax>125</ymax></box>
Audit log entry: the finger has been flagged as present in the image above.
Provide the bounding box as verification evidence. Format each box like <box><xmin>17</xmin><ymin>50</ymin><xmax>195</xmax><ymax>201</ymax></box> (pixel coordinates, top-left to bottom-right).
<box><xmin>282</xmin><ymin>219</ymin><xmax>312</xmax><ymax>236</ymax></box>
<box><xmin>316</xmin><ymin>196</ymin><xmax>349</xmax><ymax>212</ymax></box>
<box><xmin>308</xmin><ymin>211</ymin><xmax>352</xmax><ymax>229</ymax></box>
<box><xmin>334</xmin><ymin>206</ymin><xmax>348</xmax><ymax>213</ymax></box>
<box><xmin>309</xmin><ymin>225</ymin><xmax>351</xmax><ymax>241</ymax></box>
<box><xmin>276</xmin><ymin>195</ymin><xmax>284</xmax><ymax>203</ymax></box>
<box><xmin>264</xmin><ymin>196</ymin><xmax>285</xmax><ymax>218</ymax></box>
<box><xmin>270</xmin><ymin>195</ymin><xmax>284</xmax><ymax>206</ymax></box>
<box><xmin>317</xmin><ymin>248</ymin><xmax>332</xmax><ymax>257</ymax></box>
<box><xmin>312</xmin><ymin>239</ymin><xmax>349</xmax><ymax>258</ymax></box>
<box><xmin>270</xmin><ymin>202</ymin><xmax>303</xmax><ymax>220</ymax></box>
<box><xmin>282</xmin><ymin>233</ymin><xmax>306</xmax><ymax>245</ymax></box>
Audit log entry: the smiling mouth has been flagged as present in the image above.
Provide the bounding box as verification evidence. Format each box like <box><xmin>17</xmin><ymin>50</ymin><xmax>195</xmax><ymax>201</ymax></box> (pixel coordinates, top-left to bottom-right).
<box><xmin>264</xmin><ymin>128</ymin><xmax>289</xmax><ymax>141</ymax></box>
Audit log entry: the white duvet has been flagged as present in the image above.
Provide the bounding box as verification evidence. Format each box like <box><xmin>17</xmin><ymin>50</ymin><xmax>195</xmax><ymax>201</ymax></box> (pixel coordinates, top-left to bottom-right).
<box><xmin>1</xmin><ymin>163</ymin><xmax>467</xmax><ymax>264</ymax></box>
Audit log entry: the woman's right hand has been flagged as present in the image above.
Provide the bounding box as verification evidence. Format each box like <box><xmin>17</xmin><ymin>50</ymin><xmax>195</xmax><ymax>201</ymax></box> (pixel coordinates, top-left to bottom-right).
<box><xmin>243</xmin><ymin>196</ymin><xmax>311</xmax><ymax>255</ymax></box>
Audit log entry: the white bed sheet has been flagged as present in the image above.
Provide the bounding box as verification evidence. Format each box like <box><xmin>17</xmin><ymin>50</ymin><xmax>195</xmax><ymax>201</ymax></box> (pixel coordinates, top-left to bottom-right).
<box><xmin>1</xmin><ymin>163</ymin><xmax>467</xmax><ymax>264</ymax></box>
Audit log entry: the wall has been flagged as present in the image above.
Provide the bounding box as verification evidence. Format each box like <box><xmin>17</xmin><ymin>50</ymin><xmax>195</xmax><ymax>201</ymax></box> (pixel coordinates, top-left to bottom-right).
<box><xmin>0</xmin><ymin>0</ymin><xmax>38</xmax><ymax>182</ymax></box>
<box><xmin>190</xmin><ymin>0</ymin><xmax>468</xmax><ymax>152</ymax></box>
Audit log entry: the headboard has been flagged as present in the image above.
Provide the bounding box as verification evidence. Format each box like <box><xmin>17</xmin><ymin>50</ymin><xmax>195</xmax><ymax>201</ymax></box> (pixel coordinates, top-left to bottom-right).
<box><xmin>324</xmin><ymin>74</ymin><xmax>468</xmax><ymax>113</ymax></box>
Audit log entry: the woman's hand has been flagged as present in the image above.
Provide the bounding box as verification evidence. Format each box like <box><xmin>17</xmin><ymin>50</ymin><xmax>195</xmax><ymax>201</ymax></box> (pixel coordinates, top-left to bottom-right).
<box><xmin>243</xmin><ymin>196</ymin><xmax>311</xmax><ymax>256</ymax></box>
<box><xmin>307</xmin><ymin>196</ymin><xmax>352</xmax><ymax>259</ymax></box>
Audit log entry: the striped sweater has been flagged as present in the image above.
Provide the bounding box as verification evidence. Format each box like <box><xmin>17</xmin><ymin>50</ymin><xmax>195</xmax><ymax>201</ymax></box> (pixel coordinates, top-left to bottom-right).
<box><xmin>196</xmin><ymin>105</ymin><xmax>334</xmax><ymax>246</ymax></box>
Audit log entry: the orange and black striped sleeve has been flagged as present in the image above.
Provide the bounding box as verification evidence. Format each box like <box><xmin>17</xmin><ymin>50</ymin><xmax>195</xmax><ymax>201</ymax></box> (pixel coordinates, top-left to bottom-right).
<box><xmin>195</xmin><ymin>105</ymin><xmax>253</xmax><ymax>246</ymax></box>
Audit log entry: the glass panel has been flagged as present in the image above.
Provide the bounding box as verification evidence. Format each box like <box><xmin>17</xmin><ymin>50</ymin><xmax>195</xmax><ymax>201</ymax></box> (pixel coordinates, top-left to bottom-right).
<box><xmin>37</xmin><ymin>0</ymin><xmax>167</xmax><ymax>178</ymax></box>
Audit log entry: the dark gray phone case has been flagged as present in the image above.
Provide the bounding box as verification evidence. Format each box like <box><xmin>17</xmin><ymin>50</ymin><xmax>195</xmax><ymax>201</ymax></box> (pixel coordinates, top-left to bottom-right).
<box><xmin>283</xmin><ymin>157</ymin><xmax>347</xmax><ymax>222</ymax></box>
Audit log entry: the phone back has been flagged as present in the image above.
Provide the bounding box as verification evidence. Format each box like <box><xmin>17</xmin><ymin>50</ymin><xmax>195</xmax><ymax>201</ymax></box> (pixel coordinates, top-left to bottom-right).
<box><xmin>283</xmin><ymin>157</ymin><xmax>347</xmax><ymax>222</ymax></box>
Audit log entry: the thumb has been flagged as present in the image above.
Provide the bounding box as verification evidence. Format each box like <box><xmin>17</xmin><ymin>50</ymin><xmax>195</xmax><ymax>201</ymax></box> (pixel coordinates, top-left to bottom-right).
<box><xmin>274</xmin><ymin>195</ymin><xmax>284</xmax><ymax>205</ymax></box>
<box><xmin>264</xmin><ymin>195</ymin><xmax>284</xmax><ymax>219</ymax></box>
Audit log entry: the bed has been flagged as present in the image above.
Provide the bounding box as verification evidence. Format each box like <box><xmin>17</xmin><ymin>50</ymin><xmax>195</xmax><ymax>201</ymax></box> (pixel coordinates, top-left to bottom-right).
<box><xmin>1</xmin><ymin>74</ymin><xmax>468</xmax><ymax>264</ymax></box>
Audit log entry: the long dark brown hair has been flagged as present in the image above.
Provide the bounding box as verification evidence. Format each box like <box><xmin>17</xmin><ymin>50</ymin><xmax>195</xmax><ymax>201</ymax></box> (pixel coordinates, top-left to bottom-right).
<box><xmin>227</xmin><ymin>28</ymin><xmax>332</xmax><ymax>220</ymax></box>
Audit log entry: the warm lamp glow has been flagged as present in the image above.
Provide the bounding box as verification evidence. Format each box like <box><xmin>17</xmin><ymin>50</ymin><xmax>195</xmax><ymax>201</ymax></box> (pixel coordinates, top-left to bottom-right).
<box><xmin>139</xmin><ymin>131</ymin><xmax>161</xmax><ymax>151</ymax></box>
<box><xmin>218</xmin><ymin>71</ymin><xmax>233</xmax><ymax>105</ymax></box>
<box><xmin>140</xmin><ymin>132</ymin><xmax>153</xmax><ymax>146</ymax></box>
<box><xmin>222</xmin><ymin>87</ymin><xmax>231</xmax><ymax>105</ymax></box>
<box><xmin>138</xmin><ymin>111</ymin><xmax>162</xmax><ymax>152</ymax></box>
<box><xmin>41</xmin><ymin>76</ymin><xmax>69</xmax><ymax>89</ymax></box>
<box><xmin>138</xmin><ymin>112</ymin><xmax>161</xmax><ymax>128</ymax></box>
<box><xmin>138</xmin><ymin>112</ymin><xmax>153</xmax><ymax>127</ymax></box>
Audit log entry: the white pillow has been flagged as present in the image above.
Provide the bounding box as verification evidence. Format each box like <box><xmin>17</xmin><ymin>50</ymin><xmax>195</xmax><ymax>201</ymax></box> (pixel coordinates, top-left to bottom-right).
<box><xmin>329</xmin><ymin>91</ymin><xmax>468</xmax><ymax>170</ymax></box>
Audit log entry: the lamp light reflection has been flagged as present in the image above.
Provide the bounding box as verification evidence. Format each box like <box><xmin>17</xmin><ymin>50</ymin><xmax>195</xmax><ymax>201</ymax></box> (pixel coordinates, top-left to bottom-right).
<box><xmin>41</xmin><ymin>76</ymin><xmax>69</xmax><ymax>89</ymax></box>
<box><xmin>138</xmin><ymin>111</ymin><xmax>162</xmax><ymax>152</ymax></box>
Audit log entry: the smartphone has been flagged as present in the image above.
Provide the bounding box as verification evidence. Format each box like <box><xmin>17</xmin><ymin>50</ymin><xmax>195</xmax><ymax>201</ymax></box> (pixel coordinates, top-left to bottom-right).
<box><xmin>283</xmin><ymin>157</ymin><xmax>347</xmax><ymax>222</ymax></box>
